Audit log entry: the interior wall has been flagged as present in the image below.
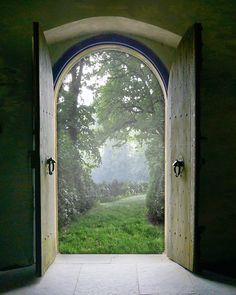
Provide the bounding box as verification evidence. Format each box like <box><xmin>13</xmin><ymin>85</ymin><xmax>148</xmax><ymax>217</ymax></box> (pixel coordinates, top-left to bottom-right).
<box><xmin>199</xmin><ymin>24</ymin><xmax>236</xmax><ymax>275</ymax></box>
<box><xmin>0</xmin><ymin>0</ymin><xmax>236</xmax><ymax>276</ymax></box>
<box><xmin>48</xmin><ymin>34</ymin><xmax>174</xmax><ymax>71</ymax></box>
<box><xmin>0</xmin><ymin>17</ymin><xmax>34</xmax><ymax>269</ymax></box>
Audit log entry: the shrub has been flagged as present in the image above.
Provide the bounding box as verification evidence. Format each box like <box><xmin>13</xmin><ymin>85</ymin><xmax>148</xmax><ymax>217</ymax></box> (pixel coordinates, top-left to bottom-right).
<box><xmin>146</xmin><ymin>169</ymin><xmax>164</xmax><ymax>224</ymax></box>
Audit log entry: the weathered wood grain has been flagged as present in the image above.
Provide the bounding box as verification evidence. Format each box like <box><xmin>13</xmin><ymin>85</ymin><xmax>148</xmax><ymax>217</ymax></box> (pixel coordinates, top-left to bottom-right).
<box><xmin>33</xmin><ymin>22</ymin><xmax>57</xmax><ymax>276</ymax></box>
<box><xmin>166</xmin><ymin>24</ymin><xmax>201</xmax><ymax>271</ymax></box>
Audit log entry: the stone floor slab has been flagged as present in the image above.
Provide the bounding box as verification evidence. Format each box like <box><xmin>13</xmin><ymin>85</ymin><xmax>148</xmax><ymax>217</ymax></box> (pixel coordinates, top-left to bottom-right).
<box><xmin>111</xmin><ymin>254</ymin><xmax>168</xmax><ymax>264</ymax></box>
<box><xmin>75</xmin><ymin>264</ymin><xmax>139</xmax><ymax>295</ymax></box>
<box><xmin>55</xmin><ymin>254</ymin><xmax>114</xmax><ymax>264</ymax></box>
<box><xmin>138</xmin><ymin>262</ymin><xmax>195</xmax><ymax>295</ymax></box>
<box><xmin>1</xmin><ymin>254</ymin><xmax>236</xmax><ymax>295</ymax></box>
<box><xmin>3</xmin><ymin>263</ymin><xmax>82</xmax><ymax>295</ymax></box>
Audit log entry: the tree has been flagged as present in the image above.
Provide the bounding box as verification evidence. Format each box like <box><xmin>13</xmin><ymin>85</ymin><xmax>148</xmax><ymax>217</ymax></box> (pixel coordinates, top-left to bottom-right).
<box><xmin>57</xmin><ymin>58</ymin><xmax>100</xmax><ymax>227</ymax></box>
<box><xmin>92</xmin><ymin>51</ymin><xmax>165</xmax><ymax>223</ymax></box>
<box><xmin>57</xmin><ymin>49</ymin><xmax>165</xmax><ymax>226</ymax></box>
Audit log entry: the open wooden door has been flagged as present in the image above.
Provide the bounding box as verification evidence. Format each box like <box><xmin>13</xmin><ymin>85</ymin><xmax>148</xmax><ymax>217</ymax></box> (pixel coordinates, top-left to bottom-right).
<box><xmin>33</xmin><ymin>22</ymin><xmax>57</xmax><ymax>276</ymax></box>
<box><xmin>166</xmin><ymin>24</ymin><xmax>201</xmax><ymax>272</ymax></box>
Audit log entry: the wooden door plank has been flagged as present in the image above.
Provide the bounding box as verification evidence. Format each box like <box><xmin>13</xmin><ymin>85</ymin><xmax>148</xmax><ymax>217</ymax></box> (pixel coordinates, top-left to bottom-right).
<box><xmin>33</xmin><ymin>22</ymin><xmax>57</xmax><ymax>276</ymax></box>
<box><xmin>166</xmin><ymin>23</ymin><xmax>201</xmax><ymax>271</ymax></box>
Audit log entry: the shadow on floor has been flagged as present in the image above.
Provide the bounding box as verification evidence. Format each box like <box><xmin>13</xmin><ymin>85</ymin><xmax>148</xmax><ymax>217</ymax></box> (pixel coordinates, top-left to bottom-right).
<box><xmin>0</xmin><ymin>265</ymin><xmax>38</xmax><ymax>293</ymax></box>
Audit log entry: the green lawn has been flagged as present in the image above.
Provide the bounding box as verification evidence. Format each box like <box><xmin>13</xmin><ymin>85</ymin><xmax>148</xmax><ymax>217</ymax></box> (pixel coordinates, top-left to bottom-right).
<box><xmin>59</xmin><ymin>194</ymin><xmax>164</xmax><ymax>254</ymax></box>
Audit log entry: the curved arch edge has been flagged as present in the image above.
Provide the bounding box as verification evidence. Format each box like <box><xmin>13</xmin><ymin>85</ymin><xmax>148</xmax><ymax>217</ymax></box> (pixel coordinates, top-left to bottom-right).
<box><xmin>45</xmin><ymin>16</ymin><xmax>181</xmax><ymax>48</ymax></box>
<box><xmin>53</xmin><ymin>34</ymin><xmax>169</xmax><ymax>95</ymax></box>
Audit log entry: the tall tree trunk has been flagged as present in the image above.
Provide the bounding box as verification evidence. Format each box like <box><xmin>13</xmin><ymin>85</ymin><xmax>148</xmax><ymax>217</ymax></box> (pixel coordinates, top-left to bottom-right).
<box><xmin>68</xmin><ymin>59</ymin><xmax>85</xmax><ymax>142</ymax></box>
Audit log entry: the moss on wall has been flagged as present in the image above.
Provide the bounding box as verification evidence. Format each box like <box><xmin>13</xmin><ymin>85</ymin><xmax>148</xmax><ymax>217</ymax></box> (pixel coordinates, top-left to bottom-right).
<box><xmin>0</xmin><ymin>0</ymin><xmax>236</xmax><ymax>276</ymax></box>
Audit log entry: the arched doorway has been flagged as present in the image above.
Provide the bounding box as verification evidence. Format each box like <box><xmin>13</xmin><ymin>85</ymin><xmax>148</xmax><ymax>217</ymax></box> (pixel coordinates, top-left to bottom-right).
<box><xmin>53</xmin><ymin>35</ymin><xmax>168</xmax><ymax>254</ymax></box>
<box><xmin>33</xmin><ymin>22</ymin><xmax>201</xmax><ymax>276</ymax></box>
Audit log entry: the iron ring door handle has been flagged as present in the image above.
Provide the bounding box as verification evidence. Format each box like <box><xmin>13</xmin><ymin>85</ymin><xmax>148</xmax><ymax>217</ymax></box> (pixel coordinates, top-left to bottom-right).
<box><xmin>46</xmin><ymin>157</ymin><xmax>56</xmax><ymax>175</ymax></box>
<box><xmin>172</xmin><ymin>159</ymin><xmax>184</xmax><ymax>177</ymax></box>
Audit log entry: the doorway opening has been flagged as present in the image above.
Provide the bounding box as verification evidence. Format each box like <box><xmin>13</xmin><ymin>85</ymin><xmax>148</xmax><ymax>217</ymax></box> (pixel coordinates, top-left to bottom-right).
<box><xmin>54</xmin><ymin>35</ymin><xmax>168</xmax><ymax>254</ymax></box>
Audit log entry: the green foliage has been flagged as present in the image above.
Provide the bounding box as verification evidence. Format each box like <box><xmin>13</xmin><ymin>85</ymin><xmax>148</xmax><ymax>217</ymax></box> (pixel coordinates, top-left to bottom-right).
<box><xmin>58</xmin><ymin>60</ymin><xmax>100</xmax><ymax>228</ymax></box>
<box><xmin>146</xmin><ymin>169</ymin><xmax>164</xmax><ymax>224</ymax></box>
<box><xmin>93</xmin><ymin>51</ymin><xmax>165</xmax><ymax>223</ymax></box>
<box><xmin>95</xmin><ymin>180</ymin><xmax>148</xmax><ymax>203</ymax></box>
<box><xmin>57</xmin><ymin>49</ymin><xmax>165</xmax><ymax>228</ymax></box>
<box><xmin>58</xmin><ymin>133</ymin><xmax>97</xmax><ymax>227</ymax></box>
<box><xmin>145</xmin><ymin>137</ymin><xmax>164</xmax><ymax>224</ymax></box>
<box><xmin>94</xmin><ymin>51</ymin><xmax>164</xmax><ymax>143</ymax></box>
<box><xmin>59</xmin><ymin>195</ymin><xmax>164</xmax><ymax>254</ymax></box>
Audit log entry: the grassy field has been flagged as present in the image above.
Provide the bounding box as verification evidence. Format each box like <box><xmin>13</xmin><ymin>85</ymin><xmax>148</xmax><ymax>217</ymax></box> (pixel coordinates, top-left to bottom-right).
<box><xmin>59</xmin><ymin>194</ymin><xmax>164</xmax><ymax>254</ymax></box>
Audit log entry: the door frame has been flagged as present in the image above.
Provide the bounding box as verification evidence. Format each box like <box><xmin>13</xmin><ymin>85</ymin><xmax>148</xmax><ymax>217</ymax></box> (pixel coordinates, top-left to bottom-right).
<box><xmin>35</xmin><ymin>25</ymin><xmax>201</xmax><ymax>275</ymax></box>
<box><xmin>53</xmin><ymin>34</ymin><xmax>169</xmax><ymax>253</ymax></box>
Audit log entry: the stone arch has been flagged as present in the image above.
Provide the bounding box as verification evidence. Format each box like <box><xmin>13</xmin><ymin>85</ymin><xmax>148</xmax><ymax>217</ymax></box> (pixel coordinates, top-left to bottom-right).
<box><xmin>45</xmin><ymin>16</ymin><xmax>181</xmax><ymax>47</ymax></box>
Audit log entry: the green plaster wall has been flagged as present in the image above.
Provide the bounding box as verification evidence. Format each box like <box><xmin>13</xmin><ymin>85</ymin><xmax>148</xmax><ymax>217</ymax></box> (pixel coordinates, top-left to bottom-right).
<box><xmin>0</xmin><ymin>0</ymin><xmax>236</xmax><ymax>276</ymax></box>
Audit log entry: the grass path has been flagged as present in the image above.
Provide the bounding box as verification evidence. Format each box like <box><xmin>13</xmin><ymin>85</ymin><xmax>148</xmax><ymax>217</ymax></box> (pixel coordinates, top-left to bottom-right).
<box><xmin>59</xmin><ymin>194</ymin><xmax>164</xmax><ymax>254</ymax></box>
